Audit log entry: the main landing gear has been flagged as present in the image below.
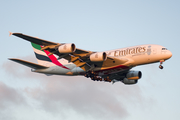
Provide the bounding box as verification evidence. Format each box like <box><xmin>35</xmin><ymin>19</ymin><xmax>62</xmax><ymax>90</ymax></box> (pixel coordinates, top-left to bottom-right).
<box><xmin>159</xmin><ymin>60</ymin><xmax>164</xmax><ymax>69</ymax></box>
<box><xmin>84</xmin><ymin>71</ymin><xmax>111</xmax><ymax>82</ymax></box>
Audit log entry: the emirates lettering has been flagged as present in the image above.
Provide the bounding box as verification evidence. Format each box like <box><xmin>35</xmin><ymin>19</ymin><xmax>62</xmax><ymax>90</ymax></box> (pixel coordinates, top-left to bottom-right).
<box><xmin>114</xmin><ymin>47</ymin><xmax>146</xmax><ymax>57</ymax></box>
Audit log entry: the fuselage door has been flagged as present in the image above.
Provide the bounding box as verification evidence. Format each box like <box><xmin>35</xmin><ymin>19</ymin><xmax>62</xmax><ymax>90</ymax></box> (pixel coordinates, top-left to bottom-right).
<box><xmin>153</xmin><ymin>48</ymin><xmax>157</xmax><ymax>54</ymax></box>
<box><xmin>161</xmin><ymin>48</ymin><xmax>167</xmax><ymax>54</ymax></box>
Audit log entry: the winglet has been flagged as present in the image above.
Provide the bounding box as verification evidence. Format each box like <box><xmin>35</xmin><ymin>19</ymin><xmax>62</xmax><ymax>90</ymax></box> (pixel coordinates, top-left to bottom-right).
<box><xmin>9</xmin><ymin>31</ymin><xmax>13</xmax><ymax>36</ymax></box>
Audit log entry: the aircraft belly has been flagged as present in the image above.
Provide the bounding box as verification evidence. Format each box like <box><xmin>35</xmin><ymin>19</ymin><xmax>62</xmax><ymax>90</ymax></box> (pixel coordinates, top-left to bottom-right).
<box><xmin>95</xmin><ymin>65</ymin><xmax>130</xmax><ymax>76</ymax></box>
<box><xmin>34</xmin><ymin>65</ymin><xmax>79</xmax><ymax>76</ymax></box>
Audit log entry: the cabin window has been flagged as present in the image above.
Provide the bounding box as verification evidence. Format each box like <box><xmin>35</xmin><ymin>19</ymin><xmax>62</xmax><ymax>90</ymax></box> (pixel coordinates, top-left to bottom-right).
<box><xmin>162</xmin><ymin>48</ymin><xmax>167</xmax><ymax>50</ymax></box>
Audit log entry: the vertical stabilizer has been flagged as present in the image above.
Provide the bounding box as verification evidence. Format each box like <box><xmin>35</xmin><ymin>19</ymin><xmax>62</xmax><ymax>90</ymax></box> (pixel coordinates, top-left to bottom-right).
<box><xmin>31</xmin><ymin>42</ymin><xmax>55</xmax><ymax>67</ymax></box>
<box><xmin>31</xmin><ymin>42</ymin><xmax>70</xmax><ymax>70</ymax></box>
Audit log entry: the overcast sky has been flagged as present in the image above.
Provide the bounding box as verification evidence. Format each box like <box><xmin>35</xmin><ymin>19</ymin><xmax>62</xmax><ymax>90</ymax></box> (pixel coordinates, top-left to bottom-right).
<box><xmin>0</xmin><ymin>0</ymin><xmax>180</xmax><ymax>120</ymax></box>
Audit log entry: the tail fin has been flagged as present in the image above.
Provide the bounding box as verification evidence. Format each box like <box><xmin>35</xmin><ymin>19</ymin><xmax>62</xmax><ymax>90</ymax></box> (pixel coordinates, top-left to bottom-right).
<box><xmin>31</xmin><ymin>42</ymin><xmax>70</xmax><ymax>70</ymax></box>
<box><xmin>31</xmin><ymin>42</ymin><xmax>55</xmax><ymax>67</ymax></box>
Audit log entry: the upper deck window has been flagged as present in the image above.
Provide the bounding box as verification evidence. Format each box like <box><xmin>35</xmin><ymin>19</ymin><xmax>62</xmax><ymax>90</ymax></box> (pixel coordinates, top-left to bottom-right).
<box><xmin>162</xmin><ymin>48</ymin><xmax>167</xmax><ymax>50</ymax></box>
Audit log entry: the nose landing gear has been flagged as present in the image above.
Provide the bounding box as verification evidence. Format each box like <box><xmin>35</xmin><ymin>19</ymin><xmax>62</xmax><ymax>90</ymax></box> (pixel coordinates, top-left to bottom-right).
<box><xmin>159</xmin><ymin>60</ymin><xmax>164</xmax><ymax>69</ymax></box>
<box><xmin>159</xmin><ymin>65</ymin><xmax>163</xmax><ymax>69</ymax></box>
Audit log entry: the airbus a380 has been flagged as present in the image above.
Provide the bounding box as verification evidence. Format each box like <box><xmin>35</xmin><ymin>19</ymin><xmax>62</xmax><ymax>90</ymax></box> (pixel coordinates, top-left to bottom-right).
<box><xmin>9</xmin><ymin>32</ymin><xmax>172</xmax><ymax>85</ymax></box>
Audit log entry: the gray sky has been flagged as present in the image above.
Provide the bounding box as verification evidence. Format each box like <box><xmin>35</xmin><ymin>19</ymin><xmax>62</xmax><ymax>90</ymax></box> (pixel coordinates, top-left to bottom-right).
<box><xmin>0</xmin><ymin>0</ymin><xmax>180</xmax><ymax>120</ymax></box>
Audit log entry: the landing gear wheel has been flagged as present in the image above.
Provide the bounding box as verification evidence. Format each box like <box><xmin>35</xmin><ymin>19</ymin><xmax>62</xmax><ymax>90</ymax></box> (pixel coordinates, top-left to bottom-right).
<box><xmin>84</xmin><ymin>74</ymin><xmax>89</xmax><ymax>78</ymax></box>
<box><xmin>159</xmin><ymin>65</ymin><xmax>163</xmax><ymax>69</ymax></box>
<box><xmin>91</xmin><ymin>77</ymin><xmax>95</xmax><ymax>81</ymax></box>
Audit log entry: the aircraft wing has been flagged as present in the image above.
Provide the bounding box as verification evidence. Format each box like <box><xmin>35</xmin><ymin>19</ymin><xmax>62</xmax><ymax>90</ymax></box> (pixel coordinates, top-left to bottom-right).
<box><xmin>10</xmin><ymin>32</ymin><xmax>90</xmax><ymax>53</ymax></box>
<box><xmin>10</xmin><ymin>32</ymin><xmax>132</xmax><ymax>71</ymax></box>
<box><xmin>11</xmin><ymin>32</ymin><xmax>58</xmax><ymax>46</ymax></box>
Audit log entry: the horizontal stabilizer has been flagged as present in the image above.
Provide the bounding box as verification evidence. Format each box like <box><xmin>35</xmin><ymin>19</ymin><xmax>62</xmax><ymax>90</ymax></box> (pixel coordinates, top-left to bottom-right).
<box><xmin>11</xmin><ymin>33</ymin><xmax>58</xmax><ymax>46</ymax></box>
<box><xmin>9</xmin><ymin>58</ymin><xmax>49</xmax><ymax>69</ymax></box>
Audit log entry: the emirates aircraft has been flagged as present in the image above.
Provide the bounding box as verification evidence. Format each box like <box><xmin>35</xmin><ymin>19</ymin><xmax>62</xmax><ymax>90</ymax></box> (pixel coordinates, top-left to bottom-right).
<box><xmin>9</xmin><ymin>32</ymin><xmax>172</xmax><ymax>84</ymax></box>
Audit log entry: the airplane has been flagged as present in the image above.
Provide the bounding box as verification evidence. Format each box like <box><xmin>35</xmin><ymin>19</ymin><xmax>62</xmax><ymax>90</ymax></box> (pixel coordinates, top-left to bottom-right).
<box><xmin>9</xmin><ymin>32</ymin><xmax>172</xmax><ymax>85</ymax></box>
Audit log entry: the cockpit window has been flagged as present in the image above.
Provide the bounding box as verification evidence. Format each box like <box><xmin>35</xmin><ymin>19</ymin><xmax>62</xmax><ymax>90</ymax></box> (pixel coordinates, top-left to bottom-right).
<box><xmin>162</xmin><ymin>48</ymin><xmax>167</xmax><ymax>50</ymax></box>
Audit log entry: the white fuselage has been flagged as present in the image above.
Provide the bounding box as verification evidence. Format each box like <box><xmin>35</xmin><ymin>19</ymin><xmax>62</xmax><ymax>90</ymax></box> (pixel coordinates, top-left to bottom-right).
<box><xmin>33</xmin><ymin>44</ymin><xmax>172</xmax><ymax>76</ymax></box>
<box><xmin>106</xmin><ymin>44</ymin><xmax>172</xmax><ymax>66</ymax></box>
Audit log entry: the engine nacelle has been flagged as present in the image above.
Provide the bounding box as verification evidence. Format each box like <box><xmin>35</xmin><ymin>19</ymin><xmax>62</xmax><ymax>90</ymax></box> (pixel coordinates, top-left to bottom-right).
<box><xmin>126</xmin><ymin>71</ymin><xmax>142</xmax><ymax>80</ymax></box>
<box><xmin>122</xmin><ymin>78</ymin><xmax>138</xmax><ymax>85</ymax></box>
<box><xmin>90</xmin><ymin>52</ymin><xmax>107</xmax><ymax>62</ymax></box>
<box><xmin>58</xmin><ymin>43</ymin><xmax>76</xmax><ymax>54</ymax></box>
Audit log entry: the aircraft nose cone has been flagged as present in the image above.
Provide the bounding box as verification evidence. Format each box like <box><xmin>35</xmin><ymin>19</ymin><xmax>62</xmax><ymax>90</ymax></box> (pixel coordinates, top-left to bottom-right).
<box><xmin>167</xmin><ymin>50</ymin><xmax>172</xmax><ymax>59</ymax></box>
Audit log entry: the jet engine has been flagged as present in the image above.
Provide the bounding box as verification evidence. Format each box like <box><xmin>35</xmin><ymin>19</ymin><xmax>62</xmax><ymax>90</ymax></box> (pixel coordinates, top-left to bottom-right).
<box><xmin>126</xmin><ymin>71</ymin><xmax>142</xmax><ymax>80</ymax></box>
<box><xmin>122</xmin><ymin>78</ymin><xmax>138</xmax><ymax>85</ymax></box>
<box><xmin>58</xmin><ymin>43</ymin><xmax>76</xmax><ymax>53</ymax></box>
<box><xmin>122</xmin><ymin>71</ymin><xmax>142</xmax><ymax>85</ymax></box>
<box><xmin>90</xmin><ymin>52</ymin><xmax>107</xmax><ymax>62</ymax></box>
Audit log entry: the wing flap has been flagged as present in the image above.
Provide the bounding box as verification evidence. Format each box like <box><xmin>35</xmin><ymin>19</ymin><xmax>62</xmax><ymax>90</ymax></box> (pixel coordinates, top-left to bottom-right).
<box><xmin>71</xmin><ymin>57</ymin><xmax>79</xmax><ymax>62</ymax></box>
<box><xmin>9</xmin><ymin>58</ymin><xmax>49</xmax><ymax>69</ymax></box>
<box><xmin>76</xmin><ymin>62</ymin><xmax>86</xmax><ymax>67</ymax></box>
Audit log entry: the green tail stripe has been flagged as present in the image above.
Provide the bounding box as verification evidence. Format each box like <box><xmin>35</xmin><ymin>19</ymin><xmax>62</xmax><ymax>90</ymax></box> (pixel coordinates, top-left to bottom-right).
<box><xmin>31</xmin><ymin>42</ymin><xmax>41</xmax><ymax>50</ymax></box>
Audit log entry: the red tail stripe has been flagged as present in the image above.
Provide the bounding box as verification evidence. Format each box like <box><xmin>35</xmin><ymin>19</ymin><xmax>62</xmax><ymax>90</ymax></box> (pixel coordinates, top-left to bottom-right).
<box><xmin>41</xmin><ymin>46</ymin><xmax>70</xmax><ymax>70</ymax></box>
